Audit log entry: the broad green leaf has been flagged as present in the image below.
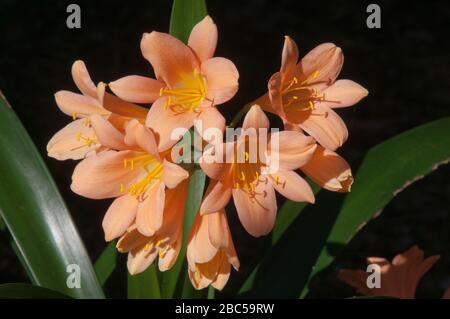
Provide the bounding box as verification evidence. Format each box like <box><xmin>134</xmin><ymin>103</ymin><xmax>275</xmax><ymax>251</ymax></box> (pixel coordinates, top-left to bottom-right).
<box><xmin>128</xmin><ymin>264</ymin><xmax>161</xmax><ymax>299</ymax></box>
<box><xmin>301</xmin><ymin>116</ymin><xmax>450</xmax><ymax>297</ymax></box>
<box><xmin>0</xmin><ymin>93</ymin><xmax>104</xmax><ymax>299</ymax></box>
<box><xmin>0</xmin><ymin>283</ymin><xmax>72</xmax><ymax>299</ymax></box>
<box><xmin>159</xmin><ymin>169</ymin><xmax>206</xmax><ymax>298</ymax></box>
<box><xmin>169</xmin><ymin>0</ymin><xmax>207</xmax><ymax>44</ymax></box>
<box><xmin>94</xmin><ymin>241</ymin><xmax>118</xmax><ymax>286</ymax></box>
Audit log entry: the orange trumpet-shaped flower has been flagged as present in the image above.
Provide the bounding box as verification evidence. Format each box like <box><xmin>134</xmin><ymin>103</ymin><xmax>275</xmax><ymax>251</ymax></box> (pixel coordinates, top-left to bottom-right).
<box><xmin>187</xmin><ymin>208</ymin><xmax>239</xmax><ymax>290</ymax></box>
<box><xmin>109</xmin><ymin>16</ymin><xmax>239</xmax><ymax>151</ymax></box>
<box><xmin>117</xmin><ymin>180</ymin><xmax>189</xmax><ymax>274</ymax></box>
<box><xmin>71</xmin><ymin>117</ymin><xmax>189</xmax><ymax>241</ymax></box>
<box><xmin>47</xmin><ymin>60</ymin><xmax>148</xmax><ymax>160</ymax></box>
<box><xmin>255</xmin><ymin>36</ymin><xmax>368</xmax><ymax>151</ymax></box>
<box><xmin>200</xmin><ymin>105</ymin><xmax>317</xmax><ymax>237</ymax></box>
<box><xmin>338</xmin><ymin>246</ymin><xmax>440</xmax><ymax>299</ymax></box>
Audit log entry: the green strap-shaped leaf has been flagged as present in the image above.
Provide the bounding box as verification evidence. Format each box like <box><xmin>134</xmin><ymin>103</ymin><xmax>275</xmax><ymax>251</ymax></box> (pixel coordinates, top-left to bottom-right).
<box><xmin>0</xmin><ymin>283</ymin><xmax>72</xmax><ymax>299</ymax></box>
<box><xmin>169</xmin><ymin>0</ymin><xmax>208</xmax><ymax>43</ymax></box>
<box><xmin>128</xmin><ymin>264</ymin><xmax>161</xmax><ymax>299</ymax></box>
<box><xmin>94</xmin><ymin>241</ymin><xmax>118</xmax><ymax>286</ymax></box>
<box><xmin>301</xmin><ymin>116</ymin><xmax>450</xmax><ymax>297</ymax></box>
<box><xmin>0</xmin><ymin>93</ymin><xmax>104</xmax><ymax>299</ymax></box>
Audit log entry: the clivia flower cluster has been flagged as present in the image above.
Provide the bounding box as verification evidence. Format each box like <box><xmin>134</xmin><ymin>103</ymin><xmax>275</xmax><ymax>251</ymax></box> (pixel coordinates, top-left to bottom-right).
<box><xmin>47</xmin><ymin>16</ymin><xmax>368</xmax><ymax>290</ymax></box>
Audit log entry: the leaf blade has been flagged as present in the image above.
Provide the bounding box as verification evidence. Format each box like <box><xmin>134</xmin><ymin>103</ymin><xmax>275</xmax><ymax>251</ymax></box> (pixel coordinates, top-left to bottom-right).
<box><xmin>0</xmin><ymin>94</ymin><xmax>104</xmax><ymax>299</ymax></box>
<box><xmin>94</xmin><ymin>241</ymin><xmax>118</xmax><ymax>286</ymax></box>
<box><xmin>127</xmin><ymin>264</ymin><xmax>161</xmax><ymax>299</ymax></box>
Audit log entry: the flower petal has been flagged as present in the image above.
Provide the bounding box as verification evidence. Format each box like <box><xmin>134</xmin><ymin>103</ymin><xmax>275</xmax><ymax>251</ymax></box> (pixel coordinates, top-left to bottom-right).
<box><xmin>162</xmin><ymin>159</ymin><xmax>189</xmax><ymax>189</ymax></box>
<box><xmin>296</xmin><ymin>105</ymin><xmax>348</xmax><ymax>151</ymax></box>
<box><xmin>243</xmin><ymin>104</ymin><xmax>270</xmax><ymax>131</ymax></box>
<box><xmin>188</xmin><ymin>213</ymin><xmax>219</xmax><ymax>264</ymax></box>
<box><xmin>199</xmin><ymin>142</ymin><xmax>231</xmax><ymax>180</ymax></box>
<box><xmin>211</xmin><ymin>256</ymin><xmax>231</xmax><ymax>290</ymax></box>
<box><xmin>136</xmin><ymin>182</ymin><xmax>165</xmax><ymax>236</ymax></box>
<box><xmin>47</xmin><ymin>119</ymin><xmax>99</xmax><ymax>160</ymax></box>
<box><xmin>232</xmin><ymin>182</ymin><xmax>277</xmax><ymax>237</ymax></box>
<box><xmin>200</xmin><ymin>181</ymin><xmax>232</xmax><ymax>215</ymax></box>
<box><xmin>146</xmin><ymin>97</ymin><xmax>198</xmax><ymax>151</ymax></box>
<box><xmin>195</xmin><ymin>107</ymin><xmax>226</xmax><ymax>144</ymax></box>
<box><xmin>102</xmin><ymin>194</ymin><xmax>139</xmax><ymax>241</ymax></box>
<box><xmin>268</xmin><ymin>131</ymin><xmax>316</xmax><ymax>170</ymax></box>
<box><xmin>71</xmin><ymin>60</ymin><xmax>97</xmax><ymax>97</ymax></box>
<box><xmin>280</xmin><ymin>36</ymin><xmax>299</xmax><ymax>81</ymax></box>
<box><xmin>90</xmin><ymin>114</ymin><xmax>128</xmax><ymax>150</ymax></box>
<box><xmin>55</xmin><ymin>91</ymin><xmax>107</xmax><ymax>118</ymax></box>
<box><xmin>158</xmin><ymin>238</ymin><xmax>181</xmax><ymax>271</ymax></box>
<box><xmin>188</xmin><ymin>16</ymin><xmax>218</xmax><ymax>62</ymax></box>
<box><xmin>297</xmin><ymin>42</ymin><xmax>343</xmax><ymax>85</ymax></box>
<box><xmin>320</xmin><ymin>79</ymin><xmax>368</xmax><ymax>109</ymax></box>
<box><xmin>71</xmin><ymin>150</ymin><xmax>141</xmax><ymax>199</ymax></box>
<box><xmin>141</xmin><ymin>31</ymin><xmax>199</xmax><ymax>87</ymax></box>
<box><xmin>127</xmin><ymin>122</ymin><xmax>160</xmax><ymax>157</ymax></box>
<box><xmin>269</xmin><ymin>170</ymin><xmax>315</xmax><ymax>203</ymax></box>
<box><xmin>201</xmin><ymin>57</ymin><xmax>239</xmax><ymax>105</ymax></box>
<box><xmin>301</xmin><ymin>146</ymin><xmax>353</xmax><ymax>192</ymax></box>
<box><xmin>207</xmin><ymin>209</ymin><xmax>230</xmax><ymax>249</ymax></box>
<box><xmin>109</xmin><ymin>75</ymin><xmax>164</xmax><ymax>104</ymax></box>
<box><xmin>127</xmin><ymin>245</ymin><xmax>158</xmax><ymax>275</ymax></box>
<box><xmin>117</xmin><ymin>226</ymin><xmax>148</xmax><ymax>252</ymax></box>
<box><xmin>267</xmin><ymin>72</ymin><xmax>285</xmax><ymax>117</ymax></box>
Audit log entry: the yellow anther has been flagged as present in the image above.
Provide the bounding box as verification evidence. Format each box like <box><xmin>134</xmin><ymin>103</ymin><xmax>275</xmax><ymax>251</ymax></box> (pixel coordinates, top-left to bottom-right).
<box><xmin>240</xmin><ymin>171</ymin><xmax>246</xmax><ymax>181</ymax></box>
<box><xmin>123</xmin><ymin>159</ymin><xmax>127</xmax><ymax>168</ymax></box>
<box><xmin>72</xmin><ymin>112</ymin><xmax>77</xmax><ymax>121</ymax></box>
<box><xmin>144</xmin><ymin>243</ymin><xmax>150</xmax><ymax>252</ymax></box>
<box><xmin>120</xmin><ymin>184</ymin><xmax>125</xmax><ymax>193</ymax></box>
<box><xmin>245</xmin><ymin>152</ymin><xmax>249</xmax><ymax>161</ymax></box>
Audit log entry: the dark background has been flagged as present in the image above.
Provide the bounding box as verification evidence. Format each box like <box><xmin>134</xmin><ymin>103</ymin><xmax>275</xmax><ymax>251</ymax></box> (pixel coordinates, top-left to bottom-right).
<box><xmin>0</xmin><ymin>0</ymin><xmax>449</xmax><ymax>298</ymax></box>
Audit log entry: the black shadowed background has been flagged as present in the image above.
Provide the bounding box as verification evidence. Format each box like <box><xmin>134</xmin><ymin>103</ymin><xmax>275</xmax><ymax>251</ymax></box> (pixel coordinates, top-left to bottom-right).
<box><xmin>0</xmin><ymin>0</ymin><xmax>449</xmax><ymax>298</ymax></box>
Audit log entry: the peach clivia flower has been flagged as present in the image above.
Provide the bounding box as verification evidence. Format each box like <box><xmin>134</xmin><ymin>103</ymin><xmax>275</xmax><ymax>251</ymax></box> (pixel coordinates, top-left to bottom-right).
<box><xmin>117</xmin><ymin>180</ymin><xmax>189</xmax><ymax>274</ymax></box>
<box><xmin>255</xmin><ymin>36</ymin><xmax>368</xmax><ymax>151</ymax></box>
<box><xmin>200</xmin><ymin>105</ymin><xmax>317</xmax><ymax>237</ymax></box>
<box><xmin>338</xmin><ymin>246</ymin><xmax>441</xmax><ymax>299</ymax></box>
<box><xmin>47</xmin><ymin>60</ymin><xmax>149</xmax><ymax>160</ymax></box>
<box><xmin>187</xmin><ymin>208</ymin><xmax>239</xmax><ymax>290</ymax></box>
<box><xmin>71</xmin><ymin>116</ymin><xmax>189</xmax><ymax>241</ymax></box>
<box><xmin>109</xmin><ymin>16</ymin><xmax>239</xmax><ymax>151</ymax></box>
